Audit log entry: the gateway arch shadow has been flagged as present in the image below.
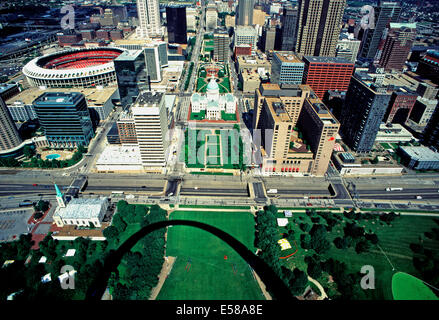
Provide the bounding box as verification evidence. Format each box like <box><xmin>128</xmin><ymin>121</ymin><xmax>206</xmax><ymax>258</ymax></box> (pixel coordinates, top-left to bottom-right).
<box><xmin>86</xmin><ymin>219</ymin><xmax>296</xmax><ymax>300</ymax></box>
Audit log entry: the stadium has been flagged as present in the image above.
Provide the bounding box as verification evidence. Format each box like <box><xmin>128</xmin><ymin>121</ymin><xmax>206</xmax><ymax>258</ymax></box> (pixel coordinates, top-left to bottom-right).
<box><xmin>23</xmin><ymin>47</ymin><xmax>125</xmax><ymax>88</ymax></box>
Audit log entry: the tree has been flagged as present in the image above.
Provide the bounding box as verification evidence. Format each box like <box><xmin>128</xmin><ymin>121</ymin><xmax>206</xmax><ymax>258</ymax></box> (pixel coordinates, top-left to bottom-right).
<box><xmin>33</xmin><ymin>211</ymin><xmax>43</xmax><ymax>220</ymax></box>
<box><xmin>307</xmin><ymin>260</ymin><xmax>323</xmax><ymax>279</ymax></box>
<box><xmin>103</xmin><ymin>226</ymin><xmax>118</xmax><ymax>242</ymax></box>
<box><xmin>35</xmin><ymin>200</ymin><xmax>49</xmax><ymax>213</ymax></box>
<box><xmin>112</xmin><ymin>214</ymin><xmax>127</xmax><ymax>233</ymax></box>
<box><xmin>355</xmin><ymin>240</ymin><xmax>371</xmax><ymax>254</ymax></box>
<box><xmin>288</xmin><ymin>268</ymin><xmax>308</xmax><ymax>296</ymax></box>
<box><xmin>134</xmin><ymin>205</ymin><xmax>148</xmax><ymax>223</ymax></box>
<box><xmin>23</xmin><ymin>145</ymin><xmax>35</xmax><ymax>158</ymax></box>
<box><xmin>365</xmin><ymin>233</ymin><xmax>379</xmax><ymax>245</ymax></box>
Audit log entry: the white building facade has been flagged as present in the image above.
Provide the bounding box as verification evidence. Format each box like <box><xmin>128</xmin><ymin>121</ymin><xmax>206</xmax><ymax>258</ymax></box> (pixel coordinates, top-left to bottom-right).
<box><xmin>190</xmin><ymin>78</ymin><xmax>237</xmax><ymax>120</ymax></box>
<box><xmin>136</xmin><ymin>0</ymin><xmax>163</xmax><ymax>39</ymax></box>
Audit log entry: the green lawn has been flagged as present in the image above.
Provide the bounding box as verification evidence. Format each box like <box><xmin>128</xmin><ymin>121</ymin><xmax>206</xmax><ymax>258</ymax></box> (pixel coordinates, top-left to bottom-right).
<box><xmin>392</xmin><ymin>272</ymin><xmax>438</xmax><ymax>300</ymax></box>
<box><xmin>221</xmin><ymin>110</ymin><xmax>237</xmax><ymax>121</ymax></box>
<box><xmin>189</xmin><ymin>110</ymin><xmax>206</xmax><ymax>121</ymax></box>
<box><xmin>157</xmin><ymin>210</ymin><xmax>265</xmax><ymax>300</ymax></box>
<box><xmin>279</xmin><ymin>211</ymin><xmax>439</xmax><ymax>300</ymax></box>
<box><xmin>184</xmin><ymin>128</ymin><xmax>244</xmax><ymax>170</ymax></box>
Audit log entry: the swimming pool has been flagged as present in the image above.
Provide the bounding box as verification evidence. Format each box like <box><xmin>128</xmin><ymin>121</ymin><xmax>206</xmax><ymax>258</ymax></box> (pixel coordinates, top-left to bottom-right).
<box><xmin>46</xmin><ymin>154</ymin><xmax>61</xmax><ymax>160</ymax></box>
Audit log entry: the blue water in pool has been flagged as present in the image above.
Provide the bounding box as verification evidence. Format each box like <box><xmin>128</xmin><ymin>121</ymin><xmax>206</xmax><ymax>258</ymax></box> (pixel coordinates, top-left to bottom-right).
<box><xmin>46</xmin><ymin>154</ymin><xmax>61</xmax><ymax>160</ymax></box>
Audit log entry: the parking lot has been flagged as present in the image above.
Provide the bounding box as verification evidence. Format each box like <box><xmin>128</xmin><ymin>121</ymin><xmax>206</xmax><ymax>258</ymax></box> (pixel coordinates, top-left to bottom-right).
<box><xmin>0</xmin><ymin>208</ymin><xmax>33</xmax><ymax>242</ymax></box>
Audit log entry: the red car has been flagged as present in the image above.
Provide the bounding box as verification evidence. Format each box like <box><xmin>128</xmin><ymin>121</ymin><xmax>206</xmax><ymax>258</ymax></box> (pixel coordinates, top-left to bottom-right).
<box><xmin>32</xmin><ymin>184</ymin><xmax>38</xmax><ymax>186</ymax></box>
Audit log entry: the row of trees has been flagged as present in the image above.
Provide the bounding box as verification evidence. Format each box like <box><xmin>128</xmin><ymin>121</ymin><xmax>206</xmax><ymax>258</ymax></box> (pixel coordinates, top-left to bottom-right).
<box><xmin>255</xmin><ymin>205</ymin><xmax>308</xmax><ymax>297</ymax></box>
<box><xmin>184</xmin><ymin>62</ymin><xmax>194</xmax><ymax>91</ymax></box>
<box><xmin>107</xmin><ymin>202</ymin><xmax>167</xmax><ymax>300</ymax></box>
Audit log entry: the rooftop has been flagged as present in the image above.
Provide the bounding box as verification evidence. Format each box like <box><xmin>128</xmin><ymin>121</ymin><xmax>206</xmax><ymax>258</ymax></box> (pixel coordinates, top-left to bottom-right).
<box><xmin>54</xmin><ymin>197</ymin><xmax>108</xmax><ymax>220</ymax></box>
<box><xmin>133</xmin><ymin>91</ymin><xmax>164</xmax><ymax>107</ymax></box>
<box><xmin>6</xmin><ymin>86</ymin><xmax>118</xmax><ymax>106</ymax></box>
<box><xmin>274</xmin><ymin>51</ymin><xmax>303</xmax><ymax>64</ymax></box>
<box><xmin>97</xmin><ymin>144</ymin><xmax>142</xmax><ymax>165</ymax></box>
<box><xmin>303</xmin><ymin>56</ymin><xmax>353</xmax><ymax>65</ymax></box>
<box><xmin>114</xmin><ymin>49</ymin><xmax>143</xmax><ymax>61</ymax></box>
<box><xmin>266</xmin><ymin>98</ymin><xmax>291</xmax><ymax>122</ymax></box>
<box><xmin>0</xmin><ymin>83</ymin><xmax>18</xmax><ymax>95</ymax></box>
<box><xmin>400</xmin><ymin>146</ymin><xmax>439</xmax><ymax>161</ymax></box>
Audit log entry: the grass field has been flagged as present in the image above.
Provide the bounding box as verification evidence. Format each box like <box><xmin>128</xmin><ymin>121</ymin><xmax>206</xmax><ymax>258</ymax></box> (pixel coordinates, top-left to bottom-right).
<box><xmin>392</xmin><ymin>272</ymin><xmax>439</xmax><ymax>300</ymax></box>
<box><xmin>157</xmin><ymin>210</ymin><xmax>265</xmax><ymax>300</ymax></box>
<box><xmin>278</xmin><ymin>211</ymin><xmax>439</xmax><ymax>299</ymax></box>
<box><xmin>184</xmin><ymin>128</ymin><xmax>244</xmax><ymax>169</ymax></box>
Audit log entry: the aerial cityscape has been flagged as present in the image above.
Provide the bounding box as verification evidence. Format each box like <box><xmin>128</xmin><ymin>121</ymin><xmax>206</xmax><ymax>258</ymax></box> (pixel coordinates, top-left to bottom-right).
<box><xmin>1</xmin><ymin>0</ymin><xmax>439</xmax><ymax>306</ymax></box>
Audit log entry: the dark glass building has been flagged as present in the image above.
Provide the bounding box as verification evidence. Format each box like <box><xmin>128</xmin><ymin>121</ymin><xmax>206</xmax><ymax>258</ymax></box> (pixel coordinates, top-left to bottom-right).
<box><xmin>33</xmin><ymin>92</ymin><xmax>94</xmax><ymax>148</ymax></box>
<box><xmin>114</xmin><ymin>50</ymin><xmax>146</xmax><ymax>106</ymax></box>
<box><xmin>280</xmin><ymin>5</ymin><xmax>298</xmax><ymax>51</ymax></box>
<box><xmin>166</xmin><ymin>5</ymin><xmax>187</xmax><ymax>44</ymax></box>
<box><xmin>340</xmin><ymin>72</ymin><xmax>391</xmax><ymax>153</ymax></box>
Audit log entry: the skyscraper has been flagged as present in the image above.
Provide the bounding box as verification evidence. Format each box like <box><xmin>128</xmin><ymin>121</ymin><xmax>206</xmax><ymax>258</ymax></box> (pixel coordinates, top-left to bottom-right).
<box><xmin>358</xmin><ymin>1</ymin><xmax>401</xmax><ymax>60</ymax></box>
<box><xmin>302</xmin><ymin>56</ymin><xmax>354</xmax><ymax>99</ymax></box>
<box><xmin>131</xmin><ymin>91</ymin><xmax>169</xmax><ymax>169</ymax></box>
<box><xmin>237</xmin><ymin>0</ymin><xmax>255</xmax><ymax>26</ymax></box>
<box><xmin>261</xmin><ymin>26</ymin><xmax>276</xmax><ymax>52</ymax></box>
<box><xmin>206</xmin><ymin>4</ymin><xmax>218</xmax><ymax>32</ymax></box>
<box><xmin>340</xmin><ymin>72</ymin><xmax>391</xmax><ymax>153</ymax></box>
<box><xmin>280</xmin><ymin>5</ymin><xmax>298</xmax><ymax>51</ymax></box>
<box><xmin>377</xmin><ymin>23</ymin><xmax>416</xmax><ymax>71</ymax></box>
<box><xmin>33</xmin><ymin>92</ymin><xmax>94</xmax><ymax>148</ymax></box>
<box><xmin>114</xmin><ymin>50</ymin><xmax>146</xmax><ymax>105</ymax></box>
<box><xmin>271</xmin><ymin>52</ymin><xmax>305</xmax><ymax>85</ymax></box>
<box><xmin>144</xmin><ymin>42</ymin><xmax>167</xmax><ymax>83</ymax></box>
<box><xmin>166</xmin><ymin>5</ymin><xmax>187</xmax><ymax>44</ymax></box>
<box><xmin>136</xmin><ymin>0</ymin><xmax>162</xmax><ymax>39</ymax></box>
<box><xmin>296</xmin><ymin>0</ymin><xmax>346</xmax><ymax>57</ymax></box>
<box><xmin>0</xmin><ymin>97</ymin><xmax>22</xmax><ymax>151</ymax></box>
<box><xmin>214</xmin><ymin>30</ymin><xmax>229</xmax><ymax>63</ymax></box>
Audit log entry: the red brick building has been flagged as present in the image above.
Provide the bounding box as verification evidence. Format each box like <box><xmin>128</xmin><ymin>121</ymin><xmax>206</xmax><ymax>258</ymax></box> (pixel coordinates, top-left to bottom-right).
<box><xmin>96</xmin><ymin>29</ymin><xmax>110</xmax><ymax>40</ymax></box>
<box><xmin>234</xmin><ymin>44</ymin><xmax>252</xmax><ymax>60</ymax></box>
<box><xmin>377</xmin><ymin>22</ymin><xmax>416</xmax><ymax>72</ymax></box>
<box><xmin>384</xmin><ymin>88</ymin><xmax>418</xmax><ymax>124</ymax></box>
<box><xmin>302</xmin><ymin>56</ymin><xmax>354</xmax><ymax>99</ymax></box>
<box><xmin>57</xmin><ymin>32</ymin><xmax>82</xmax><ymax>47</ymax></box>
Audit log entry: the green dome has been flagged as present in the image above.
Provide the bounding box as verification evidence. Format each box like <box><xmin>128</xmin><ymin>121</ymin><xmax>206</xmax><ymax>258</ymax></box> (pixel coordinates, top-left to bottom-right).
<box><xmin>207</xmin><ymin>78</ymin><xmax>219</xmax><ymax>91</ymax></box>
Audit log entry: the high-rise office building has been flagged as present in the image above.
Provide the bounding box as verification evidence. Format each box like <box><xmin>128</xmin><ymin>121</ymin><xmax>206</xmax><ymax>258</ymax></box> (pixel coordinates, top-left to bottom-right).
<box><xmin>253</xmin><ymin>6</ymin><xmax>267</xmax><ymax>26</ymax></box>
<box><xmin>234</xmin><ymin>25</ymin><xmax>258</xmax><ymax>51</ymax></box>
<box><xmin>186</xmin><ymin>7</ymin><xmax>197</xmax><ymax>31</ymax></box>
<box><xmin>206</xmin><ymin>2</ymin><xmax>218</xmax><ymax>32</ymax></box>
<box><xmin>377</xmin><ymin>23</ymin><xmax>416</xmax><ymax>71</ymax></box>
<box><xmin>114</xmin><ymin>50</ymin><xmax>146</xmax><ymax>105</ymax></box>
<box><xmin>255</xmin><ymin>88</ymin><xmax>339</xmax><ymax>176</ymax></box>
<box><xmin>421</xmin><ymin>105</ymin><xmax>439</xmax><ymax>152</ymax></box>
<box><xmin>358</xmin><ymin>1</ymin><xmax>401</xmax><ymax>60</ymax></box>
<box><xmin>297</xmin><ymin>95</ymin><xmax>340</xmax><ymax>176</ymax></box>
<box><xmin>0</xmin><ymin>97</ymin><xmax>22</xmax><ymax>151</ymax></box>
<box><xmin>253</xmin><ymin>83</ymin><xmax>311</xmax><ymax>130</ymax></box>
<box><xmin>136</xmin><ymin>0</ymin><xmax>162</xmax><ymax>39</ymax></box>
<box><xmin>340</xmin><ymin>72</ymin><xmax>391</xmax><ymax>153</ymax></box>
<box><xmin>33</xmin><ymin>92</ymin><xmax>94</xmax><ymax>148</ymax></box>
<box><xmin>383</xmin><ymin>88</ymin><xmax>418</xmax><ymax>124</ymax></box>
<box><xmin>131</xmin><ymin>91</ymin><xmax>169</xmax><ymax>169</ymax></box>
<box><xmin>336</xmin><ymin>33</ymin><xmax>361</xmax><ymax>63</ymax></box>
<box><xmin>414</xmin><ymin>50</ymin><xmax>439</xmax><ymax>85</ymax></box>
<box><xmin>144</xmin><ymin>42</ymin><xmax>168</xmax><ymax>83</ymax></box>
<box><xmin>302</xmin><ymin>56</ymin><xmax>354</xmax><ymax>99</ymax></box>
<box><xmin>214</xmin><ymin>30</ymin><xmax>229</xmax><ymax>63</ymax></box>
<box><xmin>271</xmin><ymin>52</ymin><xmax>305</xmax><ymax>85</ymax></box>
<box><xmin>280</xmin><ymin>5</ymin><xmax>298</xmax><ymax>51</ymax></box>
<box><xmin>237</xmin><ymin>0</ymin><xmax>254</xmax><ymax>26</ymax></box>
<box><xmin>166</xmin><ymin>5</ymin><xmax>187</xmax><ymax>44</ymax></box>
<box><xmin>296</xmin><ymin>0</ymin><xmax>346</xmax><ymax>57</ymax></box>
<box><xmin>261</xmin><ymin>26</ymin><xmax>276</xmax><ymax>52</ymax></box>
